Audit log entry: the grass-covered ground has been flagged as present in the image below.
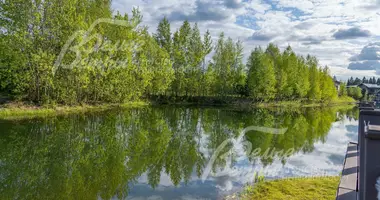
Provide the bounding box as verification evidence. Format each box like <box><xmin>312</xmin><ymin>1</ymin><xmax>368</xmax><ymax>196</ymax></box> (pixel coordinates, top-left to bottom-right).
<box><xmin>255</xmin><ymin>96</ymin><xmax>356</xmax><ymax>108</ymax></box>
<box><xmin>227</xmin><ymin>176</ymin><xmax>339</xmax><ymax>200</ymax></box>
<box><xmin>0</xmin><ymin>101</ymin><xmax>149</xmax><ymax>119</ymax></box>
<box><xmin>0</xmin><ymin>96</ymin><xmax>356</xmax><ymax>119</ymax></box>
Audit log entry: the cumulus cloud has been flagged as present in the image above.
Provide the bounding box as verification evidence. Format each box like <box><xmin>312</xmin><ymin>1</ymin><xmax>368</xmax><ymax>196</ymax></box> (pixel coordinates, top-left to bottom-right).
<box><xmin>167</xmin><ymin>1</ymin><xmax>231</xmax><ymax>22</ymax></box>
<box><xmin>299</xmin><ymin>36</ymin><xmax>326</xmax><ymax>45</ymax></box>
<box><xmin>245</xmin><ymin>0</ymin><xmax>271</xmax><ymax>14</ymax></box>
<box><xmin>165</xmin><ymin>0</ymin><xmax>247</xmax><ymax>22</ymax></box>
<box><xmin>360</xmin><ymin>0</ymin><xmax>380</xmax><ymax>10</ymax></box>
<box><xmin>348</xmin><ymin>60</ymin><xmax>380</xmax><ymax>70</ymax></box>
<box><xmin>284</xmin><ymin>32</ymin><xmax>326</xmax><ymax>45</ymax></box>
<box><xmin>349</xmin><ymin>42</ymin><xmax>380</xmax><ymax>61</ymax></box>
<box><xmin>111</xmin><ymin>0</ymin><xmax>380</xmax><ymax>78</ymax></box>
<box><xmin>294</xmin><ymin>21</ymin><xmax>316</xmax><ymax>30</ymax></box>
<box><xmin>224</xmin><ymin>0</ymin><xmax>243</xmax><ymax>9</ymax></box>
<box><xmin>348</xmin><ymin>43</ymin><xmax>380</xmax><ymax>74</ymax></box>
<box><xmin>248</xmin><ymin>31</ymin><xmax>277</xmax><ymax>41</ymax></box>
<box><xmin>333</xmin><ymin>27</ymin><xmax>371</xmax><ymax>40</ymax></box>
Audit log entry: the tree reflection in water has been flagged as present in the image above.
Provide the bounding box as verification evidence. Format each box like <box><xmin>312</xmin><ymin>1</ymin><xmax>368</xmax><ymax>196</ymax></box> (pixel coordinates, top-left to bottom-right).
<box><xmin>0</xmin><ymin>106</ymin><xmax>358</xmax><ymax>199</ymax></box>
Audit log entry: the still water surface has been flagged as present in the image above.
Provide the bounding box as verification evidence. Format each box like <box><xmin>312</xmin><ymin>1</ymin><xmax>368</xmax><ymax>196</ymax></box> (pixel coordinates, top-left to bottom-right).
<box><xmin>0</xmin><ymin>106</ymin><xmax>359</xmax><ymax>200</ymax></box>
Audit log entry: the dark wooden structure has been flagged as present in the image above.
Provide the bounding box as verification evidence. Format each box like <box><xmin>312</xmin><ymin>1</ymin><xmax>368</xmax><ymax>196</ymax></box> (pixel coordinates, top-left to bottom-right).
<box><xmin>337</xmin><ymin>109</ymin><xmax>380</xmax><ymax>200</ymax></box>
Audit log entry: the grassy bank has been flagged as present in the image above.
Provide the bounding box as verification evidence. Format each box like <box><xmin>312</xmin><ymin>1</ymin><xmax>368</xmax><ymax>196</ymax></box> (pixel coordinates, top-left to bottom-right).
<box><xmin>255</xmin><ymin>96</ymin><xmax>356</xmax><ymax>108</ymax></box>
<box><xmin>227</xmin><ymin>176</ymin><xmax>339</xmax><ymax>200</ymax></box>
<box><xmin>0</xmin><ymin>101</ymin><xmax>149</xmax><ymax>119</ymax></box>
<box><xmin>0</xmin><ymin>96</ymin><xmax>356</xmax><ymax>119</ymax></box>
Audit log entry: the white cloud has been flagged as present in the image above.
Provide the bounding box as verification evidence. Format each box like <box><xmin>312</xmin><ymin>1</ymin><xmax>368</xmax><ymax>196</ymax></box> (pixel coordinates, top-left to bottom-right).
<box><xmin>112</xmin><ymin>0</ymin><xmax>380</xmax><ymax>78</ymax></box>
<box><xmin>333</xmin><ymin>27</ymin><xmax>372</xmax><ymax>40</ymax></box>
<box><xmin>246</xmin><ymin>0</ymin><xmax>272</xmax><ymax>14</ymax></box>
<box><xmin>350</xmin><ymin>42</ymin><xmax>380</xmax><ymax>61</ymax></box>
<box><xmin>274</xmin><ymin>0</ymin><xmax>315</xmax><ymax>13</ymax></box>
<box><xmin>348</xmin><ymin>42</ymin><xmax>380</xmax><ymax>74</ymax></box>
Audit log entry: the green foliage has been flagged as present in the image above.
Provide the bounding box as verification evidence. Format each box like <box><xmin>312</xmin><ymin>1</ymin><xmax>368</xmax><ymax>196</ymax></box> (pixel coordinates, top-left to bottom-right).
<box><xmin>209</xmin><ymin>33</ymin><xmax>245</xmax><ymax>97</ymax></box>
<box><xmin>339</xmin><ymin>82</ymin><xmax>348</xmax><ymax>97</ymax></box>
<box><xmin>0</xmin><ymin>4</ymin><xmax>338</xmax><ymax>104</ymax></box>
<box><xmin>320</xmin><ymin>66</ymin><xmax>337</xmax><ymax>101</ymax></box>
<box><xmin>246</xmin><ymin>44</ymin><xmax>336</xmax><ymax>102</ymax></box>
<box><xmin>154</xmin><ymin>17</ymin><xmax>172</xmax><ymax>54</ymax></box>
<box><xmin>247</xmin><ymin>47</ymin><xmax>276</xmax><ymax>101</ymax></box>
<box><xmin>307</xmin><ymin>55</ymin><xmax>322</xmax><ymax>100</ymax></box>
<box><xmin>347</xmin><ymin>87</ymin><xmax>362</xmax><ymax>100</ymax></box>
<box><xmin>363</xmin><ymin>91</ymin><xmax>369</xmax><ymax>101</ymax></box>
<box><xmin>0</xmin><ymin>2</ymin><xmax>173</xmax><ymax>104</ymax></box>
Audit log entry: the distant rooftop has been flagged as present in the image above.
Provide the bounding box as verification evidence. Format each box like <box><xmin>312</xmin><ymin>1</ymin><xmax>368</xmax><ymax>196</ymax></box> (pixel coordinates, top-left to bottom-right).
<box><xmin>359</xmin><ymin>83</ymin><xmax>380</xmax><ymax>89</ymax></box>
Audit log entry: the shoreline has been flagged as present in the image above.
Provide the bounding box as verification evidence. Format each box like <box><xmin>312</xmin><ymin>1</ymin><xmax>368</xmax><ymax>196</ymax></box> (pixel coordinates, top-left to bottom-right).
<box><xmin>0</xmin><ymin>97</ymin><xmax>356</xmax><ymax>119</ymax></box>
<box><xmin>0</xmin><ymin>101</ymin><xmax>150</xmax><ymax>119</ymax></box>
<box><xmin>150</xmin><ymin>95</ymin><xmax>356</xmax><ymax>108</ymax></box>
<box><xmin>255</xmin><ymin>99</ymin><xmax>357</xmax><ymax>108</ymax></box>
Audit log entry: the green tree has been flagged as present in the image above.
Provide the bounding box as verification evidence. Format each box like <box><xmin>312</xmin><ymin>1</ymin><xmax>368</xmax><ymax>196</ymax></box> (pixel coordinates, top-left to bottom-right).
<box><xmin>295</xmin><ymin>56</ymin><xmax>310</xmax><ymax>98</ymax></box>
<box><xmin>281</xmin><ymin>46</ymin><xmax>295</xmax><ymax>98</ymax></box>
<box><xmin>200</xmin><ymin>30</ymin><xmax>213</xmax><ymax>96</ymax></box>
<box><xmin>353</xmin><ymin>77</ymin><xmax>362</xmax><ymax>85</ymax></box>
<box><xmin>320</xmin><ymin>66</ymin><xmax>337</xmax><ymax>101</ymax></box>
<box><xmin>354</xmin><ymin>87</ymin><xmax>363</xmax><ymax>99</ymax></box>
<box><xmin>338</xmin><ymin>82</ymin><xmax>347</xmax><ymax>97</ymax></box>
<box><xmin>210</xmin><ymin>33</ymin><xmax>245</xmax><ymax>97</ymax></box>
<box><xmin>307</xmin><ymin>56</ymin><xmax>321</xmax><ymax>100</ymax></box>
<box><xmin>362</xmin><ymin>77</ymin><xmax>368</xmax><ymax>84</ymax></box>
<box><xmin>265</xmin><ymin>43</ymin><xmax>285</xmax><ymax>100</ymax></box>
<box><xmin>154</xmin><ymin>17</ymin><xmax>172</xmax><ymax>54</ymax></box>
<box><xmin>187</xmin><ymin>23</ymin><xmax>203</xmax><ymax>96</ymax></box>
<box><xmin>246</xmin><ymin>47</ymin><xmax>276</xmax><ymax>101</ymax></box>
<box><xmin>347</xmin><ymin>87</ymin><xmax>363</xmax><ymax>100</ymax></box>
<box><xmin>0</xmin><ymin>3</ymin><xmax>347</xmax><ymax>105</ymax></box>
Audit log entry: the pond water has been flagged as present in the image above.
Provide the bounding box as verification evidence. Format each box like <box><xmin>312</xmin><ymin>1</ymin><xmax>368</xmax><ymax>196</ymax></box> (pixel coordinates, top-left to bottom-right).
<box><xmin>0</xmin><ymin>106</ymin><xmax>359</xmax><ymax>200</ymax></box>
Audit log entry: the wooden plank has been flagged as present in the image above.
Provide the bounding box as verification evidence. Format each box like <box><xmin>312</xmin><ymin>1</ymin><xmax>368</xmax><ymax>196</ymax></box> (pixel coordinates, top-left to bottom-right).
<box><xmin>336</xmin><ymin>143</ymin><xmax>358</xmax><ymax>200</ymax></box>
<box><xmin>336</xmin><ymin>188</ymin><xmax>357</xmax><ymax>200</ymax></box>
<box><xmin>366</xmin><ymin>125</ymin><xmax>380</xmax><ymax>139</ymax></box>
<box><xmin>339</xmin><ymin>143</ymin><xmax>358</xmax><ymax>190</ymax></box>
<box><xmin>368</xmin><ymin>125</ymin><xmax>380</xmax><ymax>132</ymax></box>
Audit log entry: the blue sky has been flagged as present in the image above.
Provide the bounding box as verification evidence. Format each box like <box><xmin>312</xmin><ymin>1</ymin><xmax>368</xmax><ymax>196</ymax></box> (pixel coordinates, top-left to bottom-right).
<box><xmin>112</xmin><ymin>0</ymin><xmax>380</xmax><ymax>81</ymax></box>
